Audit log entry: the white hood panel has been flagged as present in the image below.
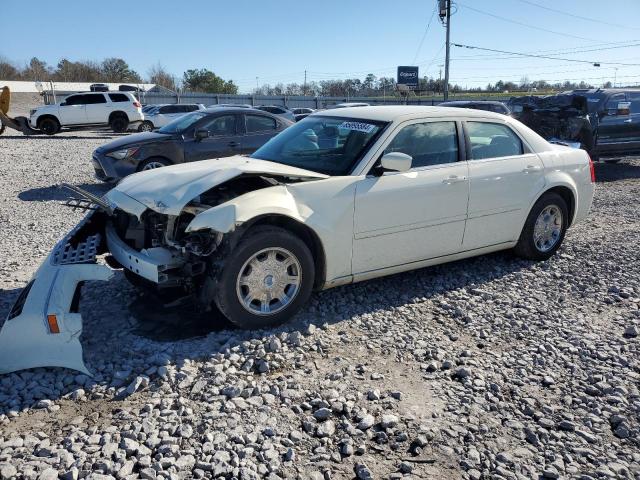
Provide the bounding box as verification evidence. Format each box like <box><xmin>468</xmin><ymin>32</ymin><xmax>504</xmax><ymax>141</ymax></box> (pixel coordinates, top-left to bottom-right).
<box><xmin>110</xmin><ymin>156</ymin><xmax>327</xmax><ymax>215</ymax></box>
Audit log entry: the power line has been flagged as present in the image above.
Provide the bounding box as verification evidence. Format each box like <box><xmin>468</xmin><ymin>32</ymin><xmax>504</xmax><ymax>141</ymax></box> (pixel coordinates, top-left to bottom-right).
<box><xmin>513</xmin><ymin>0</ymin><xmax>640</xmax><ymax>31</ymax></box>
<box><xmin>413</xmin><ymin>5</ymin><xmax>437</xmax><ymax>65</ymax></box>
<box><xmin>452</xmin><ymin>43</ymin><xmax>640</xmax><ymax>66</ymax></box>
<box><xmin>457</xmin><ymin>2</ymin><xmax>598</xmax><ymax>42</ymax></box>
<box><xmin>451</xmin><ymin>41</ymin><xmax>640</xmax><ymax>61</ymax></box>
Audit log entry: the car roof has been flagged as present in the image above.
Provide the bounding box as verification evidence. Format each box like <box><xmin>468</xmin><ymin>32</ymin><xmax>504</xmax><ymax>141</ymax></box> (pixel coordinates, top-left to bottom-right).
<box><xmin>441</xmin><ymin>100</ymin><xmax>505</xmax><ymax>105</ymax></box>
<box><xmin>202</xmin><ymin>107</ymin><xmax>272</xmax><ymax>114</ymax></box>
<box><xmin>313</xmin><ymin>105</ymin><xmax>509</xmax><ymax>122</ymax></box>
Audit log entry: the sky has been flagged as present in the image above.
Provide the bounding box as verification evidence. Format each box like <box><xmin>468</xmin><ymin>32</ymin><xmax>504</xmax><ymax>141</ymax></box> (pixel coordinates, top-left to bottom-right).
<box><xmin>2</xmin><ymin>0</ymin><xmax>640</xmax><ymax>92</ymax></box>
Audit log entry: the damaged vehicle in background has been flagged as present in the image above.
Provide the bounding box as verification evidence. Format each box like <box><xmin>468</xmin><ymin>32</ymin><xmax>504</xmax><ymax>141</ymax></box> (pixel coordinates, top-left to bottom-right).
<box><xmin>0</xmin><ymin>106</ymin><xmax>595</xmax><ymax>374</ymax></box>
<box><xmin>509</xmin><ymin>88</ymin><xmax>640</xmax><ymax>163</ymax></box>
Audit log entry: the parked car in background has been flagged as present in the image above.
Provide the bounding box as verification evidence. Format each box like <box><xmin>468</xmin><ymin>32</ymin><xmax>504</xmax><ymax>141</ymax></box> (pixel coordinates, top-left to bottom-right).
<box><xmin>80</xmin><ymin>106</ymin><xmax>594</xmax><ymax>330</ymax></box>
<box><xmin>209</xmin><ymin>103</ymin><xmax>253</xmax><ymax>109</ymax></box>
<box><xmin>256</xmin><ymin>105</ymin><xmax>295</xmax><ymax>122</ymax></box>
<box><xmin>330</xmin><ymin>102</ymin><xmax>370</xmax><ymax>109</ymax></box>
<box><xmin>141</xmin><ymin>105</ymin><xmax>158</xmax><ymax>114</ymax></box>
<box><xmin>292</xmin><ymin>107</ymin><xmax>315</xmax><ymax>122</ymax></box>
<box><xmin>509</xmin><ymin>88</ymin><xmax>640</xmax><ymax>162</ymax></box>
<box><xmin>92</xmin><ymin>107</ymin><xmax>291</xmax><ymax>181</ymax></box>
<box><xmin>440</xmin><ymin>100</ymin><xmax>511</xmax><ymax>115</ymax></box>
<box><xmin>29</xmin><ymin>92</ymin><xmax>144</xmax><ymax>134</ymax></box>
<box><xmin>137</xmin><ymin>103</ymin><xmax>205</xmax><ymax>132</ymax></box>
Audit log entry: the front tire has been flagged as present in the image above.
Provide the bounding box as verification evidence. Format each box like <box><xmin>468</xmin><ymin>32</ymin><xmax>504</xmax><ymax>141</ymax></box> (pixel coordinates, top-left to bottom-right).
<box><xmin>138</xmin><ymin>157</ymin><xmax>171</xmax><ymax>171</ymax></box>
<box><xmin>138</xmin><ymin>121</ymin><xmax>154</xmax><ymax>132</ymax></box>
<box><xmin>212</xmin><ymin>226</ymin><xmax>315</xmax><ymax>329</ymax></box>
<box><xmin>39</xmin><ymin>117</ymin><xmax>59</xmax><ymax>135</ymax></box>
<box><xmin>514</xmin><ymin>192</ymin><xmax>568</xmax><ymax>261</ymax></box>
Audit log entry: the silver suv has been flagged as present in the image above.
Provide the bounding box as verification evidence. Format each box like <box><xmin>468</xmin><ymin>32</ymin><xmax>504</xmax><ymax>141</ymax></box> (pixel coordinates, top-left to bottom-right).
<box><xmin>29</xmin><ymin>92</ymin><xmax>144</xmax><ymax>135</ymax></box>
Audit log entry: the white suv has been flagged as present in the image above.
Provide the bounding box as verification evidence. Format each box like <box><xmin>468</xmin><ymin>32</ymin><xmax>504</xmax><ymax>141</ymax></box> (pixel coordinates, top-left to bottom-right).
<box><xmin>29</xmin><ymin>92</ymin><xmax>144</xmax><ymax>135</ymax></box>
<box><xmin>136</xmin><ymin>103</ymin><xmax>205</xmax><ymax>132</ymax></box>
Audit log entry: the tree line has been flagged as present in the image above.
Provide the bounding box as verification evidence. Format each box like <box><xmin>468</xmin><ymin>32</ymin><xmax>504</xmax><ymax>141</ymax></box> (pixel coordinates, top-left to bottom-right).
<box><xmin>0</xmin><ymin>56</ymin><xmax>624</xmax><ymax>96</ymax></box>
<box><xmin>0</xmin><ymin>57</ymin><xmax>238</xmax><ymax>94</ymax></box>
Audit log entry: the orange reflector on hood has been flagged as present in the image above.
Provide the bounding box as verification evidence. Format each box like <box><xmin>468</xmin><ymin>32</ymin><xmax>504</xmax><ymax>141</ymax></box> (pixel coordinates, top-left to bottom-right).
<box><xmin>47</xmin><ymin>315</ymin><xmax>60</xmax><ymax>334</ymax></box>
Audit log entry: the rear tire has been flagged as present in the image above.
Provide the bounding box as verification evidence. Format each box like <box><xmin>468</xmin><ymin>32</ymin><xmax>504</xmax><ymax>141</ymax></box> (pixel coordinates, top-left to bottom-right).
<box><xmin>212</xmin><ymin>226</ymin><xmax>315</xmax><ymax>329</ymax></box>
<box><xmin>514</xmin><ymin>192</ymin><xmax>568</xmax><ymax>261</ymax></box>
<box><xmin>110</xmin><ymin>114</ymin><xmax>128</xmax><ymax>133</ymax></box>
<box><xmin>39</xmin><ymin>117</ymin><xmax>59</xmax><ymax>135</ymax></box>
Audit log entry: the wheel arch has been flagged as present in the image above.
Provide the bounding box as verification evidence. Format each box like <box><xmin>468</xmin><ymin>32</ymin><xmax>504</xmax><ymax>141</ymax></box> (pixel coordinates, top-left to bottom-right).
<box><xmin>108</xmin><ymin>110</ymin><xmax>129</xmax><ymax>122</ymax></box>
<box><xmin>136</xmin><ymin>156</ymin><xmax>173</xmax><ymax>172</ymax></box>
<box><xmin>530</xmin><ymin>178</ymin><xmax>578</xmax><ymax>227</ymax></box>
<box><xmin>238</xmin><ymin>214</ymin><xmax>327</xmax><ymax>290</ymax></box>
<box><xmin>37</xmin><ymin>114</ymin><xmax>60</xmax><ymax>128</ymax></box>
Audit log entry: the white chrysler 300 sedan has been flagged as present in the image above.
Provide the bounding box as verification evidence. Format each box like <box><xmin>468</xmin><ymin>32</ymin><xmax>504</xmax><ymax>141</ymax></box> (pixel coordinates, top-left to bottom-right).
<box><xmin>0</xmin><ymin>106</ymin><xmax>595</xmax><ymax>374</ymax></box>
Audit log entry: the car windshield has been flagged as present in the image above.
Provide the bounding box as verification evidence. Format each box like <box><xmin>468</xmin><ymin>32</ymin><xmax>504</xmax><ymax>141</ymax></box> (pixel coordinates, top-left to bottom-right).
<box><xmin>158</xmin><ymin>111</ymin><xmax>208</xmax><ymax>134</ymax></box>
<box><xmin>251</xmin><ymin>116</ymin><xmax>388</xmax><ymax>175</ymax></box>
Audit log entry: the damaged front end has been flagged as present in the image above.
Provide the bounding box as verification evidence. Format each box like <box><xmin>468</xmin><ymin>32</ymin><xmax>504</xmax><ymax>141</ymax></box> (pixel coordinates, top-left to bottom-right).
<box><xmin>0</xmin><ymin>206</ymin><xmax>113</xmax><ymax>375</ymax></box>
<box><xmin>508</xmin><ymin>93</ymin><xmax>596</xmax><ymax>152</ymax></box>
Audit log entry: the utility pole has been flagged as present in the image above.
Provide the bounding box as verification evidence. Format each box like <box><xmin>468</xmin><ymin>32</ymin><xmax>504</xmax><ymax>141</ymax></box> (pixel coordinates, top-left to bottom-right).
<box><xmin>256</xmin><ymin>76</ymin><xmax>259</xmax><ymax>92</ymax></box>
<box><xmin>441</xmin><ymin>0</ymin><xmax>451</xmax><ymax>101</ymax></box>
<box><xmin>304</xmin><ymin>70</ymin><xmax>307</xmax><ymax>96</ymax></box>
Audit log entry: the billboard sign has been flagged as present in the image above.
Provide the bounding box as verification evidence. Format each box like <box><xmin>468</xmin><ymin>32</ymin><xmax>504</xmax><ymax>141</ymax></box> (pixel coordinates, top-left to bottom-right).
<box><xmin>397</xmin><ymin>66</ymin><xmax>419</xmax><ymax>90</ymax></box>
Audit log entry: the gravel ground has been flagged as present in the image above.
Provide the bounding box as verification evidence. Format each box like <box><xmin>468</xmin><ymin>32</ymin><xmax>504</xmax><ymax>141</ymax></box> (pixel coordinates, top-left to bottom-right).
<box><xmin>0</xmin><ymin>130</ymin><xmax>639</xmax><ymax>480</ymax></box>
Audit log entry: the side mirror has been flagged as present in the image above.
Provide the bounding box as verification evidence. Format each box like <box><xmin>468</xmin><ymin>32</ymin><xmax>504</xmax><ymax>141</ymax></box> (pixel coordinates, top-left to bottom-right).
<box><xmin>195</xmin><ymin>128</ymin><xmax>209</xmax><ymax>141</ymax></box>
<box><xmin>379</xmin><ymin>152</ymin><xmax>412</xmax><ymax>173</ymax></box>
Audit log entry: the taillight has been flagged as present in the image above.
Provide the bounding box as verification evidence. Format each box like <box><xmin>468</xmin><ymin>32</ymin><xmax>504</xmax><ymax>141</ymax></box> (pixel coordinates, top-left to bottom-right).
<box><xmin>588</xmin><ymin>155</ymin><xmax>596</xmax><ymax>183</ymax></box>
<box><xmin>133</xmin><ymin>101</ymin><xmax>141</xmax><ymax>108</ymax></box>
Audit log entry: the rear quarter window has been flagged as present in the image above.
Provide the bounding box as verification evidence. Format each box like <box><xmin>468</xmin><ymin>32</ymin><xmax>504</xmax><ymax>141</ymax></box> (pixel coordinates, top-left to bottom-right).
<box><xmin>108</xmin><ymin>93</ymin><xmax>130</xmax><ymax>102</ymax></box>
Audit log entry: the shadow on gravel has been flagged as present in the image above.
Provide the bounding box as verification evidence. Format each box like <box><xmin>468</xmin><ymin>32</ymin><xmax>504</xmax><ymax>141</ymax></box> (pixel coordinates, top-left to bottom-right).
<box><xmin>0</xmin><ymin>287</ymin><xmax>21</xmax><ymax>319</ymax></box>
<box><xmin>129</xmin><ymin>249</ymin><xmax>527</xmax><ymax>344</ymax></box>
<box><xmin>18</xmin><ymin>183</ymin><xmax>111</xmax><ymax>202</ymax></box>
<box><xmin>594</xmin><ymin>160</ymin><xmax>640</xmax><ymax>183</ymax></box>
<box><xmin>0</xmin><ymin>135</ymin><xmax>118</xmax><ymax>140</ymax></box>
<box><xmin>129</xmin><ymin>294</ymin><xmax>233</xmax><ymax>342</ymax></box>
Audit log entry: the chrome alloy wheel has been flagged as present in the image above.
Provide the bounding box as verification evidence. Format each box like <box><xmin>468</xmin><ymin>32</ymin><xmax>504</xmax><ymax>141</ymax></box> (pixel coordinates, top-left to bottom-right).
<box><xmin>141</xmin><ymin>161</ymin><xmax>166</xmax><ymax>170</ymax></box>
<box><xmin>533</xmin><ymin>205</ymin><xmax>563</xmax><ymax>252</ymax></box>
<box><xmin>236</xmin><ymin>247</ymin><xmax>302</xmax><ymax>315</ymax></box>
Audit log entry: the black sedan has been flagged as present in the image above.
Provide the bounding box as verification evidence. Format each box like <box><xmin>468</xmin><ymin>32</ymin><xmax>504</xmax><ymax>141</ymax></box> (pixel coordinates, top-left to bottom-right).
<box><xmin>92</xmin><ymin>107</ymin><xmax>291</xmax><ymax>182</ymax></box>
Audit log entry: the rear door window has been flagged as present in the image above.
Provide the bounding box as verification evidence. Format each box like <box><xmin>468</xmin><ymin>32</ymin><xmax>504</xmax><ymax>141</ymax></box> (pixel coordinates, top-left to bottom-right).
<box><xmin>246</xmin><ymin>115</ymin><xmax>277</xmax><ymax>133</ymax></box>
<box><xmin>466</xmin><ymin>122</ymin><xmax>523</xmax><ymax>160</ymax></box>
<box><xmin>83</xmin><ymin>94</ymin><xmax>107</xmax><ymax>104</ymax></box>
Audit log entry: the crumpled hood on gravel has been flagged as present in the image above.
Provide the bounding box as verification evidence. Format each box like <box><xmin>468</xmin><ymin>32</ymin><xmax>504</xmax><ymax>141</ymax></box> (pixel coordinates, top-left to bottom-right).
<box><xmin>107</xmin><ymin>156</ymin><xmax>327</xmax><ymax>216</ymax></box>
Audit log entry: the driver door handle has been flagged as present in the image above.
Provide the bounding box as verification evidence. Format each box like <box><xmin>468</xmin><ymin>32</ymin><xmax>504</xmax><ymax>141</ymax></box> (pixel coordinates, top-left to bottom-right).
<box><xmin>623</xmin><ymin>118</ymin><xmax>633</xmax><ymax>123</ymax></box>
<box><xmin>442</xmin><ymin>175</ymin><xmax>467</xmax><ymax>184</ymax></box>
<box><xmin>228</xmin><ymin>141</ymin><xmax>239</xmax><ymax>147</ymax></box>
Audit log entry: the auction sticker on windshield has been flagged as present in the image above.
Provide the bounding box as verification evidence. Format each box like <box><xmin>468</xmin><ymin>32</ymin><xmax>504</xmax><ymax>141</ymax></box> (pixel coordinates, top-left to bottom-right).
<box><xmin>339</xmin><ymin>121</ymin><xmax>376</xmax><ymax>133</ymax></box>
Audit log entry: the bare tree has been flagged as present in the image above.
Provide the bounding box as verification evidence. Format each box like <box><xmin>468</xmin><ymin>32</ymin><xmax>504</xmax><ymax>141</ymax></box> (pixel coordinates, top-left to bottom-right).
<box><xmin>148</xmin><ymin>63</ymin><xmax>177</xmax><ymax>91</ymax></box>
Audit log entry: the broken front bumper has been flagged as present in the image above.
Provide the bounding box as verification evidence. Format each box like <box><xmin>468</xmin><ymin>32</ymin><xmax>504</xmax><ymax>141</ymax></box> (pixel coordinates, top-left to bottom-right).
<box><xmin>0</xmin><ymin>213</ymin><xmax>113</xmax><ymax>375</ymax></box>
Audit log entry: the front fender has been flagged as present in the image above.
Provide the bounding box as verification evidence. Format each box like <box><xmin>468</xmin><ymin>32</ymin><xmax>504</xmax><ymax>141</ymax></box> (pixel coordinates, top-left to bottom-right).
<box><xmin>185</xmin><ymin>185</ymin><xmax>312</xmax><ymax>234</ymax></box>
